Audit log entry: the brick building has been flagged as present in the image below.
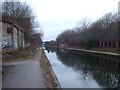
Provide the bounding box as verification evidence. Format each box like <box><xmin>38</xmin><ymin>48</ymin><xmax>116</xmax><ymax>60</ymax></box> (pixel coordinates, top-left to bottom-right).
<box><xmin>99</xmin><ymin>21</ymin><xmax>120</xmax><ymax>49</ymax></box>
<box><xmin>99</xmin><ymin>38</ymin><xmax>120</xmax><ymax>48</ymax></box>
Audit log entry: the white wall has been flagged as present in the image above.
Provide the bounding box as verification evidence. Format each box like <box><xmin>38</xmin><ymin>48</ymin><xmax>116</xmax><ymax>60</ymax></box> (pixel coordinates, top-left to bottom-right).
<box><xmin>13</xmin><ymin>27</ymin><xmax>18</xmax><ymax>49</ymax></box>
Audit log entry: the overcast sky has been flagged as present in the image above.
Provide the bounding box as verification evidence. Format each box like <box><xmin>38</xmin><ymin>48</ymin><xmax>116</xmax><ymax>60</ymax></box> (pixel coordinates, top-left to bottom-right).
<box><xmin>20</xmin><ymin>0</ymin><xmax>119</xmax><ymax>41</ymax></box>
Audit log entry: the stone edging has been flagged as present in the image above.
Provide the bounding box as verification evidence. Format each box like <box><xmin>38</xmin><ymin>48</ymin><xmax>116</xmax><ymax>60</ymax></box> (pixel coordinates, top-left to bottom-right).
<box><xmin>40</xmin><ymin>47</ymin><xmax>61</xmax><ymax>88</ymax></box>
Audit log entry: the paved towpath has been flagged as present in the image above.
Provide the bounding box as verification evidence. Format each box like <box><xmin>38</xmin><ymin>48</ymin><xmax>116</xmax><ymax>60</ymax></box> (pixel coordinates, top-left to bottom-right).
<box><xmin>2</xmin><ymin>48</ymin><xmax>46</xmax><ymax>88</ymax></box>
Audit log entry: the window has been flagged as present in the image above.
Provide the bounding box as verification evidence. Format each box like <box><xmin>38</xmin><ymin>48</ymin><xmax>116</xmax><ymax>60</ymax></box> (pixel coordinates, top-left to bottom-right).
<box><xmin>7</xmin><ymin>27</ymin><xmax>13</xmax><ymax>33</ymax></box>
<box><xmin>104</xmin><ymin>42</ymin><xmax>107</xmax><ymax>47</ymax></box>
<box><xmin>113</xmin><ymin>42</ymin><xmax>116</xmax><ymax>48</ymax></box>
<box><xmin>118</xmin><ymin>42</ymin><xmax>120</xmax><ymax>48</ymax></box>
<box><xmin>108</xmin><ymin>42</ymin><xmax>111</xmax><ymax>48</ymax></box>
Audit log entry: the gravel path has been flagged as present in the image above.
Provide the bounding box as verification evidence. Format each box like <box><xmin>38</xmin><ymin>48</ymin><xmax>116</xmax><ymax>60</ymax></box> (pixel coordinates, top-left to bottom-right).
<box><xmin>2</xmin><ymin>49</ymin><xmax>46</xmax><ymax>88</ymax></box>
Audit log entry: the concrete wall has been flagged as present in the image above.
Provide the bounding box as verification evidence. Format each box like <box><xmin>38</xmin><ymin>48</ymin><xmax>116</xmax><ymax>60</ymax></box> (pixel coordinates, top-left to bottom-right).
<box><xmin>0</xmin><ymin>22</ymin><xmax>2</xmax><ymax>50</ymax></box>
<box><xmin>19</xmin><ymin>30</ymin><xmax>22</xmax><ymax>48</ymax></box>
<box><xmin>1</xmin><ymin>21</ymin><xmax>25</xmax><ymax>50</ymax></box>
<box><xmin>22</xmin><ymin>31</ymin><xmax>24</xmax><ymax>47</ymax></box>
<box><xmin>2</xmin><ymin>22</ymin><xmax>12</xmax><ymax>49</ymax></box>
<box><xmin>13</xmin><ymin>26</ymin><xmax>18</xmax><ymax>49</ymax></box>
<box><xmin>19</xmin><ymin>30</ymin><xmax>24</xmax><ymax>48</ymax></box>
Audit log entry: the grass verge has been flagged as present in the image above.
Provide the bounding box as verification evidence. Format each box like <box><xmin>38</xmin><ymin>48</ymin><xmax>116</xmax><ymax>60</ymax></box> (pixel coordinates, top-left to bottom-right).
<box><xmin>40</xmin><ymin>48</ymin><xmax>60</xmax><ymax>89</ymax></box>
<box><xmin>2</xmin><ymin>45</ymin><xmax>39</xmax><ymax>63</ymax></box>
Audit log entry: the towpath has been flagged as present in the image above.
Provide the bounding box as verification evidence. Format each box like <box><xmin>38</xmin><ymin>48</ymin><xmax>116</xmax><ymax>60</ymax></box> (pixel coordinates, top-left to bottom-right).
<box><xmin>2</xmin><ymin>48</ymin><xmax>46</xmax><ymax>88</ymax></box>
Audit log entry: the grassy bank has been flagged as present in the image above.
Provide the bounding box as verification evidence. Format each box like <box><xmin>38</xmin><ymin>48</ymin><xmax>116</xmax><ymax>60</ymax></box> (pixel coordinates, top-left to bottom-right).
<box><xmin>40</xmin><ymin>48</ymin><xmax>61</xmax><ymax>89</ymax></box>
<box><xmin>2</xmin><ymin>45</ymin><xmax>39</xmax><ymax>63</ymax></box>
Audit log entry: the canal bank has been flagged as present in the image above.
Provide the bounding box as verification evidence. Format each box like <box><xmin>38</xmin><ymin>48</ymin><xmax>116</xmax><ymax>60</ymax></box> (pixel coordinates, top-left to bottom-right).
<box><xmin>44</xmin><ymin>47</ymin><xmax>120</xmax><ymax>88</ymax></box>
<box><xmin>40</xmin><ymin>47</ymin><xmax>61</xmax><ymax>88</ymax></box>
<box><xmin>53</xmin><ymin>46</ymin><xmax>120</xmax><ymax>56</ymax></box>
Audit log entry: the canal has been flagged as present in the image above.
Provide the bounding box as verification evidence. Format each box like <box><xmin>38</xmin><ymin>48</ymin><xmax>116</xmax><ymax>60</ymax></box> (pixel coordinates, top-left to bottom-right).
<box><xmin>44</xmin><ymin>47</ymin><xmax>120</xmax><ymax>88</ymax></box>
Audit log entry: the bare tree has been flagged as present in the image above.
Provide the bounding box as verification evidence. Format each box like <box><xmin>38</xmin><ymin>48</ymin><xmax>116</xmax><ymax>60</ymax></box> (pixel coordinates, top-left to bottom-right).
<box><xmin>100</xmin><ymin>12</ymin><xmax>118</xmax><ymax>30</ymax></box>
<box><xmin>56</xmin><ymin>11</ymin><xmax>118</xmax><ymax>49</ymax></box>
<box><xmin>2</xmin><ymin>0</ymin><xmax>41</xmax><ymax>34</ymax></box>
<box><xmin>77</xmin><ymin>18</ymin><xmax>91</xmax><ymax>31</ymax></box>
<box><xmin>2</xmin><ymin>0</ymin><xmax>42</xmax><ymax>44</ymax></box>
<box><xmin>2</xmin><ymin>1</ymin><xmax>32</xmax><ymax>18</ymax></box>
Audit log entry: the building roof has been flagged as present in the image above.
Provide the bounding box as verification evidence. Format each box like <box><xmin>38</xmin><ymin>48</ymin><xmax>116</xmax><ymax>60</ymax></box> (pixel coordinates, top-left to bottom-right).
<box><xmin>1</xmin><ymin>14</ymin><xmax>31</xmax><ymax>32</ymax></box>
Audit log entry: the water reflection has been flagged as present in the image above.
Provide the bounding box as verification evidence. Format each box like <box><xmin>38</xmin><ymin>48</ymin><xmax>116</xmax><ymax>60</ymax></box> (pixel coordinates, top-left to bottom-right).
<box><xmin>45</xmin><ymin>47</ymin><xmax>120</xmax><ymax>88</ymax></box>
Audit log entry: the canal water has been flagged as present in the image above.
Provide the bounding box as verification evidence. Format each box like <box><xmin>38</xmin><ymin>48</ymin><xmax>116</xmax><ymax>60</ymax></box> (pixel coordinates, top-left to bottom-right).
<box><xmin>44</xmin><ymin>47</ymin><xmax>120</xmax><ymax>88</ymax></box>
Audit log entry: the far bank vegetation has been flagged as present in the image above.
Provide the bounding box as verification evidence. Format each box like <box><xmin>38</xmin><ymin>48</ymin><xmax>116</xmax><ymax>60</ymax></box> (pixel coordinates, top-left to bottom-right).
<box><xmin>55</xmin><ymin>12</ymin><xmax>119</xmax><ymax>53</ymax></box>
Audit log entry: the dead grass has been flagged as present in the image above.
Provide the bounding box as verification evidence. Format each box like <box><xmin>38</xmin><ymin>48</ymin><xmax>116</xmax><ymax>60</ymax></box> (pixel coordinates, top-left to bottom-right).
<box><xmin>2</xmin><ymin>45</ymin><xmax>39</xmax><ymax>63</ymax></box>
<box><xmin>40</xmin><ymin>48</ymin><xmax>58</xmax><ymax>89</ymax></box>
